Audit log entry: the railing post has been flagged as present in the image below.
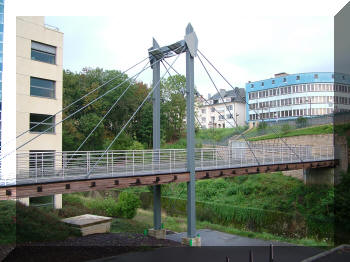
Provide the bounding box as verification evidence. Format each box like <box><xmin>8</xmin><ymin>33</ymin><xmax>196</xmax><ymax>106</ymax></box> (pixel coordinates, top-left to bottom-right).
<box><xmin>170</xmin><ymin>150</ymin><xmax>172</xmax><ymax>173</ymax></box>
<box><xmin>41</xmin><ymin>153</ymin><xmax>44</xmax><ymax>177</ymax></box>
<box><xmin>111</xmin><ymin>152</ymin><xmax>114</xmax><ymax>175</ymax></box>
<box><xmin>142</xmin><ymin>150</ymin><xmax>145</xmax><ymax>173</ymax></box>
<box><xmin>201</xmin><ymin>149</ymin><xmax>203</xmax><ymax>170</ymax></box>
<box><xmin>240</xmin><ymin>148</ymin><xmax>243</xmax><ymax>166</ymax></box>
<box><xmin>124</xmin><ymin>151</ymin><xmax>128</xmax><ymax>174</ymax></box>
<box><xmin>107</xmin><ymin>152</ymin><xmax>109</xmax><ymax>174</ymax></box>
<box><xmin>133</xmin><ymin>151</ymin><xmax>135</xmax><ymax>176</ymax></box>
<box><xmin>87</xmin><ymin>152</ymin><xmax>90</xmax><ymax>174</ymax></box>
<box><xmin>35</xmin><ymin>153</ymin><xmax>38</xmax><ymax>182</ymax></box>
<box><xmin>229</xmin><ymin>147</ymin><xmax>231</xmax><ymax>167</ymax></box>
<box><xmin>62</xmin><ymin>152</ymin><xmax>65</xmax><ymax>179</ymax></box>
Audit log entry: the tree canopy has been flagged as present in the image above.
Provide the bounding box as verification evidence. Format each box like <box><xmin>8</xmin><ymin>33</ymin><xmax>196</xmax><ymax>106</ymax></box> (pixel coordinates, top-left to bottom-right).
<box><xmin>62</xmin><ymin>68</ymin><xmax>187</xmax><ymax>151</ymax></box>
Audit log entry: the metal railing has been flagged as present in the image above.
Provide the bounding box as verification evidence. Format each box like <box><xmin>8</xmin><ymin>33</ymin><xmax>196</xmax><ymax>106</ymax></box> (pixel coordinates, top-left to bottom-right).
<box><xmin>0</xmin><ymin>145</ymin><xmax>335</xmax><ymax>186</ymax></box>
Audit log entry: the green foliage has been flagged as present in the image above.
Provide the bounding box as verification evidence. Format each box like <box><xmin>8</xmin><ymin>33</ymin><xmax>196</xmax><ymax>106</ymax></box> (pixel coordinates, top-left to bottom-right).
<box><xmin>160</xmin><ymin>75</ymin><xmax>187</xmax><ymax>142</ymax></box>
<box><xmin>248</xmin><ymin>124</ymin><xmax>333</xmax><ymax>141</ymax></box>
<box><xmin>0</xmin><ymin>201</ymin><xmax>80</xmax><ymax>244</ymax></box>
<box><xmin>281</xmin><ymin>124</ymin><xmax>291</xmax><ymax>134</ymax></box>
<box><xmin>196</xmin><ymin>126</ymin><xmax>248</xmax><ymax>142</ymax></box>
<box><xmin>257</xmin><ymin>121</ymin><xmax>267</xmax><ymax>130</ymax></box>
<box><xmin>143</xmin><ymin>173</ymin><xmax>334</xmax><ymax>240</ymax></box>
<box><xmin>115</xmin><ymin>192</ymin><xmax>141</xmax><ymax>219</ymax></box>
<box><xmin>296</xmin><ymin>117</ymin><xmax>307</xmax><ymax>128</ymax></box>
<box><xmin>334</xmin><ymin>171</ymin><xmax>350</xmax><ymax>243</ymax></box>
<box><xmin>63</xmin><ymin>192</ymin><xmax>141</xmax><ymax>219</ymax></box>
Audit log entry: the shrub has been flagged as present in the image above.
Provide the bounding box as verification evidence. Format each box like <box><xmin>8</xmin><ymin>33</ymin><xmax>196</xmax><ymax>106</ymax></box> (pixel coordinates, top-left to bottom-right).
<box><xmin>281</xmin><ymin>124</ymin><xmax>291</xmax><ymax>134</ymax></box>
<box><xmin>257</xmin><ymin>121</ymin><xmax>267</xmax><ymax>131</ymax></box>
<box><xmin>0</xmin><ymin>201</ymin><xmax>80</xmax><ymax>244</ymax></box>
<box><xmin>116</xmin><ymin>192</ymin><xmax>141</xmax><ymax>219</ymax></box>
<box><xmin>296</xmin><ymin>117</ymin><xmax>307</xmax><ymax>128</ymax></box>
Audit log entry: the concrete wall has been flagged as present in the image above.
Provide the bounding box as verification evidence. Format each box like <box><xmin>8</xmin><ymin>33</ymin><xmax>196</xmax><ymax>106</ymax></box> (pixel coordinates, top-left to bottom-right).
<box><xmin>248</xmin><ymin>134</ymin><xmax>348</xmax><ymax>185</ymax></box>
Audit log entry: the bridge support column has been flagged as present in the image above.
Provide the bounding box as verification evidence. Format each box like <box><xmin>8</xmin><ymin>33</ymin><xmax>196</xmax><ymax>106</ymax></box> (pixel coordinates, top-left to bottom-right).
<box><xmin>183</xmin><ymin>23</ymin><xmax>200</xmax><ymax>245</ymax></box>
<box><xmin>17</xmin><ymin>197</ymin><xmax>29</xmax><ymax>206</ymax></box>
<box><xmin>53</xmin><ymin>194</ymin><xmax>62</xmax><ymax>209</ymax></box>
<box><xmin>303</xmin><ymin>168</ymin><xmax>335</xmax><ymax>185</ymax></box>
<box><xmin>150</xmin><ymin>38</ymin><xmax>162</xmax><ymax>234</ymax></box>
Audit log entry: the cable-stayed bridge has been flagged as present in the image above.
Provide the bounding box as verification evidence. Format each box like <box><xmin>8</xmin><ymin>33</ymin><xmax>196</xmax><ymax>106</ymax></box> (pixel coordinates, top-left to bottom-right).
<box><xmin>0</xmin><ymin>24</ymin><xmax>339</xmax><ymax>241</ymax></box>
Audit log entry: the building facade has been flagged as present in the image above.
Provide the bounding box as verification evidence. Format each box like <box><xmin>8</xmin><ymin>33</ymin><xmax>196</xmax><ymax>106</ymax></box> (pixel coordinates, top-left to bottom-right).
<box><xmin>0</xmin><ymin>0</ymin><xmax>4</xmax><ymax>153</ymax></box>
<box><xmin>197</xmin><ymin>88</ymin><xmax>246</xmax><ymax>128</ymax></box>
<box><xmin>16</xmin><ymin>16</ymin><xmax>63</xmax><ymax>207</ymax></box>
<box><xmin>246</xmin><ymin>72</ymin><xmax>350</xmax><ymax>123</ymax></box>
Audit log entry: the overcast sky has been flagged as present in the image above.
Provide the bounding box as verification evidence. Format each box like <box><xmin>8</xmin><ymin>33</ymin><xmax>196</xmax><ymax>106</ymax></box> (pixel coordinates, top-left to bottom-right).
<box><xmin>41</xmin><ymin>0</ymin><xmax>348</xmax><ymax>97</ymax></box>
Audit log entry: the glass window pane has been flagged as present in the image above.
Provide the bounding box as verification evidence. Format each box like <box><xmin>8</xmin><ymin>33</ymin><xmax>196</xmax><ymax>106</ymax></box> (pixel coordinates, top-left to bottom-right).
<box><xmin>31</xmin><ymin>50</ymin><xmax>56</xmax><ymax>64</ymax></box>
<box><xmin>31</xmin><ymin>41</ymin><xmax>56</xmax><ymax>54</ymax></box>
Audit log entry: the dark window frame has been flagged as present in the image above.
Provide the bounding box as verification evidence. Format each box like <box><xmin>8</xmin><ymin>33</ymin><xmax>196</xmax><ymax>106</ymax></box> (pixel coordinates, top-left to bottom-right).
<box><xmin>31</xmin><ymin>41</ymin><xmax>56</xmax><ymax>64</ymax></box>
<box><xmin>30</xmin><ymin>76</ymin><xmax>56</xmax><ymax>99</ymax></box>
<box><xmin>29</xmin><ymin>113</ymin><xmax>55</xmax><ymax>134</ymax></box>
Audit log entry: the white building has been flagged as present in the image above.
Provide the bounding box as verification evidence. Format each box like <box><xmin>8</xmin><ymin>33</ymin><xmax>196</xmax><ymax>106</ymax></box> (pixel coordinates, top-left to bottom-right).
<box><xmin>196</xmin><ymin>88</ymin><xmax>246</xmax><ymax>128</ymax></box>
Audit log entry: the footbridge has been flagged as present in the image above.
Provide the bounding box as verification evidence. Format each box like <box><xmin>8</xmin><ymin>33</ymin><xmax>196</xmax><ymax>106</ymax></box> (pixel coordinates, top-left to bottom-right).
<box><xmin>1</xmin><ymin>144</ymin><xmax>337</xmax><ymax>199</ymax></box>
<box><xmin>0</xmin><ymin>23</ymin><xmax>340</xmax><ymax>242</ymax></box>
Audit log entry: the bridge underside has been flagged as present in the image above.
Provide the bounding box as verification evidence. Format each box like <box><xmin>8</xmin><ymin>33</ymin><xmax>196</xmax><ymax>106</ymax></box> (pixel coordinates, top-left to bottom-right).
<box><xmin>0</xmin><ymin>160</ymin><xmax>337</xmax><ymax>200</ymax></box>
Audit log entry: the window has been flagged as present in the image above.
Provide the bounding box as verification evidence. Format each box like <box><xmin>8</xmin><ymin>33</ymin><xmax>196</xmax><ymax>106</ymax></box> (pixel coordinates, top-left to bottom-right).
<box><xmin>227</xmin><ymin>114</ymin><xmax>233</xmax><ymax>119</ymax></box>
<box><xmin>261</xmin><ymin>82</ymin><xmax>264</xmax><ymax>86</ymax></box>
<box><xmin>211</xmin><ymin>107</ymin><xmax>215</xmax><ymax>112</ymax></box>
<box><xmin>201</xmin><ymin>109</ymin><xmax>206</xmax><ymax>114</ymax></box>
<box><xmin>30</xmin><ymin>77</ymin><xmax>55</xmax><ymax>98</ymax></box>
<box><xmin>314</xmin><ymin>74</ymin><xmax>318</xmax><ymax>79</ymax></box>
<box><xmin>226</xmin><ymin>105</ymin><xmax>233</xmax><ymax>111</ymax></box>
<box><xmin>283</xmin><ymin>77</ymin><xmax>287</xmax><ymax>82</ymax></box>
<box><xmin>251</xmin><ymin>84</ymin><xmax>254</xmax><ymax>88</ymax></box>
<box><xmin>201</xmin><ymin>117</ymin><xmax>206</xmax><ymax>122</ymax></box>
<box><xmin>30</xmin><ymin>113</ymin><xmax>55</xmax><ymax>133</ymax></box>
<box><xmin>296</xmin><ymin>75</ymin><xmax>300</xmax><ymax>80</ymax></box>
<box><xmin>31</xmin><ymin>41</ymin><xmax>56</xmax><ymax>64</ymax></box>
<box><xmin>272</xmin><ymin>80</ymin><xmax>275</xmax><ymax>84</ymax></box>
<box><xmin>29</xmin><ymin>150</ymin><xmax>55</xmax><ymax>170</ymax></box>
<box><xmin>219</xmin><ymin>115</ymin><xmax>224</xmax><ymax>120</ymax></box>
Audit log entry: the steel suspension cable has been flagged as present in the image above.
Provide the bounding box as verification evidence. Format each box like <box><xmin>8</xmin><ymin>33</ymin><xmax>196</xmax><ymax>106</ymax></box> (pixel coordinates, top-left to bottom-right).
<box><xmin>86</xmin><ymin>48</ymin><xmax>185</xmax><ymax>177</ymax></box>
<box><xmin>0</xmin><ymin>56</ymin><xmax>150</xmax><ymax>151</ymax></box>
<box><xmin>197</xmin><ymin>49</ymin><xmax>303</xmax><ymax>162</ymax></box>
<box><xmin>196</xmin><ymin>54</ymin><xmax>260</xmax><ymax>165</ymax></box>
<box><xmin>58</xmin><ymin>60</ymin><xmax>151</xmax><ymax>175</ymax></box>
<box><xmin>1</xmin><ymin>54</ymin><xmax>173</xmax><ymax>161</ymax></box>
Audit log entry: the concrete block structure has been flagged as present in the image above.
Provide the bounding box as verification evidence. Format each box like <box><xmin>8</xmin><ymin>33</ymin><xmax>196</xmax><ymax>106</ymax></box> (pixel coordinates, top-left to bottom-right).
<box><xmin>16</xmin><ymin>16</ymin><xmax>63</xmax><ymax>207</ymax></box>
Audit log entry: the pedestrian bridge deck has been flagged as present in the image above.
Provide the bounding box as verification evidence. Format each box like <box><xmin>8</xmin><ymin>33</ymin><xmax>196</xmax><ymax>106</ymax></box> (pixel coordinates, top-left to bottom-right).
<box><xmin>0</xmin><ymin>145</ymin><xmax>337</xmax><ymax>200</ymax></box>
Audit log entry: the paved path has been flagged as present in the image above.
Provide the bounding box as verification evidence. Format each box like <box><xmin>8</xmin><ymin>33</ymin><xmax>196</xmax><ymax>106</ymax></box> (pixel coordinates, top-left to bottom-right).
<box><xmin>167</xmin><ymin>229</ymin><xmax>292</xmax><ymax>246</ymax></box>
<box><xmin>88</xmin><ymin>230</ymin><xmax>323</xmax><ymax>262</ymax></box>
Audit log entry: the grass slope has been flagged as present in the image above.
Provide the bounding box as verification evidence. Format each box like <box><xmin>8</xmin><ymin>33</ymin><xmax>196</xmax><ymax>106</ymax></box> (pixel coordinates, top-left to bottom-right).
<box><xmin>0</xmin><ymin>200</ymin><xmax>80</xmax><ymax>244</ymax></box>
<box><xmin>247</xmin><ymin>124</ymin><xmax>333</xmax><ymax>141</ymax></box>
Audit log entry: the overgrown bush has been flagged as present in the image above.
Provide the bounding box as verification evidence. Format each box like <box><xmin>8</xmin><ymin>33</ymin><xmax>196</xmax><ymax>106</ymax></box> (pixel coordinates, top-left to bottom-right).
<box><xmin>116</xmin><ymin>192</ymin><xmax>141</xmax><ymax>219</ymax></box>
<box><xmin>63</xmin><ymin>192</ymin><xmax>141</xmax><ymax>219</ymax></box>
<box><xmin>0</xmin><ymin>201</ymin><xmax>80</xmax><ymax>244</ymax></box>
<box><xmin>296</xmin><ymin>117</ymin><xmax>307</xmax><ymax>128</ymax></box>
<box><xmin>281</xmin><ymin>124</ymin><xmax>291</xmax><ymax>134</ymax></box>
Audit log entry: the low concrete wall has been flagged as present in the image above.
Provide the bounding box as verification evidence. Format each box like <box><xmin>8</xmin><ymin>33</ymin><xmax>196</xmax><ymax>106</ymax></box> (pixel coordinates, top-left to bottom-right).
<box><xmin>247</xmin><ymin>134</ymin><xmax>348</xmax><ymax>185</ymax></box>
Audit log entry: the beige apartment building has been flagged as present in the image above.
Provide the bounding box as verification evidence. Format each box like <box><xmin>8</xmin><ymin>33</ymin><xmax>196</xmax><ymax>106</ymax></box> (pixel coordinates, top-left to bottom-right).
<box><xmin>196</xmin><ymin>88</ymin><xmax>246</xmax><ymax>129</ymax></box>
<box><xmin>16</xmin><ymin>16</ymin><xmax>63</xmax><ymax>208</ymax></box>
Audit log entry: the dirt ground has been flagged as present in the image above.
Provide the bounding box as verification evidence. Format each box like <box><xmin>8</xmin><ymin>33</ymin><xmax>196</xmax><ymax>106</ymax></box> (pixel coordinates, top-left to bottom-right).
<box><xmin>1</xmin><ymin>233</ymin><xmax>182</xmax><ymax>262</ymax></box>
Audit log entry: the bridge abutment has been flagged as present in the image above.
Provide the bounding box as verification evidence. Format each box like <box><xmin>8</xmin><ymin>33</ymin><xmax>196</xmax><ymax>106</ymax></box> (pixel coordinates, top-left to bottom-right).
<box><xmin>303</xmin><ymin>135</ymin><xmax>348</xmax><ymax>185</ymax></box>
